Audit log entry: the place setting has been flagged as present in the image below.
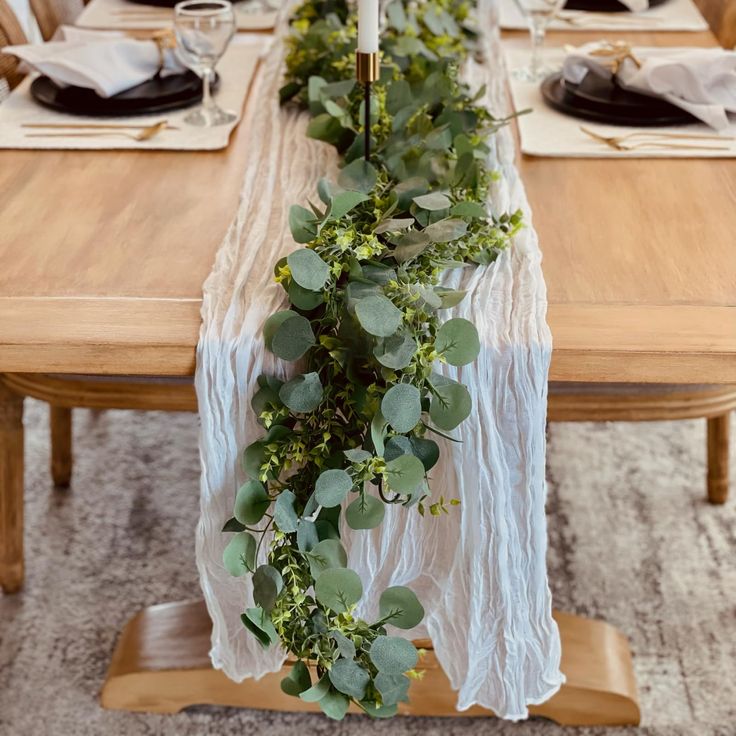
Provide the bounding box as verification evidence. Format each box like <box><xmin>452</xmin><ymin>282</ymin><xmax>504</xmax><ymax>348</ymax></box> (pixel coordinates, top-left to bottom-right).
<box><xmin>503</xmin><ymin>6</ymin><xmax>736</xmax><ymax>158</ymax></box>
<box><xmin>499</xmin><ymin>0</ymin><xmax>708</xmax><ymax>32</ymax></box>
<box><xmin>0</xmin><ymin>1</ymin><xmax>268</xmax><ymax>150</ymax></box>
<box><xmin>75</xmin><ymin>0</ymin><xmax>282</xmax><ymax>32</ymax></box>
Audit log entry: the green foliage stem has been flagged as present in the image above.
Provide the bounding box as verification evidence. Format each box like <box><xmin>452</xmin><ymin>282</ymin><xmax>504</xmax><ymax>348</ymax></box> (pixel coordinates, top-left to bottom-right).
<box><xmin>223</xmin><ymin>0</ymin><xmax>523</xmax><ymax>720</ymax></box>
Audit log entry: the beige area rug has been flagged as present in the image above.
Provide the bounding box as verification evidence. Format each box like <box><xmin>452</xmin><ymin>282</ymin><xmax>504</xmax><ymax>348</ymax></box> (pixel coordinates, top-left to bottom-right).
<box><xmin>0</xmin><ymin>399</ymin><xmax>733</xmax><ymax>735</ymax></box>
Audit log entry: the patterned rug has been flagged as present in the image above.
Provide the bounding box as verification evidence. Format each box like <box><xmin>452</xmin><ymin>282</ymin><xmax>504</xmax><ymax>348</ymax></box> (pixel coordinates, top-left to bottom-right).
<box><xmin>0</xmin><ymin>400</ymin><xmax>733</xmax><ymax>736</ymax></box>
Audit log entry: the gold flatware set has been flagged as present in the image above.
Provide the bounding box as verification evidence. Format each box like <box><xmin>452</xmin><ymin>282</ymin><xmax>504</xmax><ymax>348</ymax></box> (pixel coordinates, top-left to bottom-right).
<box><xmin>580</xmin><ymin>125</ymin><xmax>734</xmax><ymax>152</ymax></box>
<box><xmin>22</xmin><ymin>120</ymin><xmax>172</xmax><ymax>141</ymax></box>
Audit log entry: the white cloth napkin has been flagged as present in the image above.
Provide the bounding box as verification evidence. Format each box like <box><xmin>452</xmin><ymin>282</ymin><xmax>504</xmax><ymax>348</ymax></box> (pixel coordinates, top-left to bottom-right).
<box><xmin>563</xmin><ymin>43</ymin><xmax>736</xmax><ymax>130</ymax></box>
<box><xmin>2</xmin><ymin>26</ymin><xmax>185</xmax><ymax>98</ymax></box>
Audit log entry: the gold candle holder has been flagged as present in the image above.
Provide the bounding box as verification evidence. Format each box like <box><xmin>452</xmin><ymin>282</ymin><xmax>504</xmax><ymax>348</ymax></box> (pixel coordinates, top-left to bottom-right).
<box><xmin>356</xmin><ymin>51</ymin><xmax>380</xmax><ymax>83</ymax></box>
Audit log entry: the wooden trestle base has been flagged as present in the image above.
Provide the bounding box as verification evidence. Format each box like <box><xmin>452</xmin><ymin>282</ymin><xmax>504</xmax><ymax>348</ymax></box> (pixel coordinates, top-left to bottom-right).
<box><xmin>100</xmin><ymin>600</ymin><xmax>640</xmax><ymax>726</ymax></box>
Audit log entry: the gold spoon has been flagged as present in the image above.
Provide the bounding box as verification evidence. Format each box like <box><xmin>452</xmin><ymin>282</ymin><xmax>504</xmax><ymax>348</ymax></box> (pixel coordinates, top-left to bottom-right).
<box><xmin>22</xmin><ymin>120</ymin><xmax>176</xmax><ymax>131</ymax></box>
<box><xmin>25</xmin><ymin>121</ymin><xmax>169</xmax><ymax>142</ymax></box>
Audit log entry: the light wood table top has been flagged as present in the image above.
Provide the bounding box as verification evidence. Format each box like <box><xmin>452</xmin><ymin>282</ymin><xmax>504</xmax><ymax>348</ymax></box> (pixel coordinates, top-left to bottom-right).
<box><xmin>0</xmin><ymin>29</ymin><xmax>733</xmax><ymax>382</ymax></box>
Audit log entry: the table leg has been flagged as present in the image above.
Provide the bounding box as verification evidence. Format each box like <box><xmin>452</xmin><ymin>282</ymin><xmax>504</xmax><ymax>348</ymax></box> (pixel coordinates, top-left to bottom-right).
<box><xmin>100</xmin><ymin>600</ymin><xmax>640</xmax><ymax>726</ymax></box>
<box><xmin>0</xmin><ymin>379</ymin><xmax>24</xmax><ymax>594</ymax></box>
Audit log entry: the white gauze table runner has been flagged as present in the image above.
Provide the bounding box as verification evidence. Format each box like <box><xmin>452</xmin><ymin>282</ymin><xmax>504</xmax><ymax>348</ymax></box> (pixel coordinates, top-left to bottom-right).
<box><xmin>195</xmin><ymin>0</ymin><xmax>563</xmax><ymax>719</ymax></box>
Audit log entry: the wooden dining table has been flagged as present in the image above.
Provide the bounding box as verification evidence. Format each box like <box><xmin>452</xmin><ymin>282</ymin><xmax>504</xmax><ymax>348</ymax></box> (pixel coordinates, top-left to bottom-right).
<box><xmin>0</xmin><ymin>19</ymin><xmax>734</xmax><ymax>728</ymax></box>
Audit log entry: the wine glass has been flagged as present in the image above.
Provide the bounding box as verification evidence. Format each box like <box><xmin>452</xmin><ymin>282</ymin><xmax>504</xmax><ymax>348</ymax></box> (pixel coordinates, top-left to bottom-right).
<box><xmin>512</xmin><ymin>0</ymin><xmax>566</xmax><ymax>82</ymax></box>
<box><xmin>174</xmin><ymin>0</ymin><xmax>236</xmax><ymax>126</ymax></box>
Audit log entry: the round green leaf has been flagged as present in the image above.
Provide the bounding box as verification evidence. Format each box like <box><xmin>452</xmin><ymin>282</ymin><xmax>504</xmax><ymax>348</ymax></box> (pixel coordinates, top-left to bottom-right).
<box><xmin>409</xmin><ymin>436</ymin><xmax>440</xmax><ymax>472</ymax></box>
<box><xmin>374</xmin><ymin>672</ymin><xmax>411</xmax><ymax>706</ymax></box>
<box><xmin>384</xmin><ymin>435</ymin><xmax>413</xmax><ymax>462</ymax></box>
<box><xmin>296</xmin><ymin>518</ymin><xmax>319</xmax><ymax>552</ymax></box>
<box><xmin>222</xmin><ymin>532</ymin><xmax>256</xmax><ymax>577</ymax></box>
<box><xmin>319</xmin><ymin>688</ymin><xmax>350</xmax><ymax>720</ymax></box>
<box><xmin>270</xmin><ymin>314</ymin><xmax>316</xmax><ymax>362</ymax></box>
<box><xmin>264</xmin><ymin>310</ymin><xmax>297</xmax><ymax>352</ymax></box>
<box><xmin>234</xmin><ymin>480</ymin><xmax>270</xmax><ymax>525</ymax></box>
<box><xmin>289</xmin><ymin>280</ymin><xmax>325</xmax><ymax>311</ymax></box>
<box><xmin>242</xmin><ymin>441</ymin><xmax>265</xmax><ymax>478</ymax></box>
<box><xmin>279</xmin><ymin>372</ymin><xmax>323</xmax><ymax>413</ymax></box>
<box><xmin>413</xmin><ymin>191</ymin><xmax>451</xmax><ymax>211</ymax></box>
<box><xmin>359</xmin><ymin>701</ymin><xmax>399</xmax><ymax>719</ymax></box>
<box><xmin>435</xmin><ymin>318</ymin><xmax>480</xmax><ymax>367</ymax></box>
<box><xmin>273</xmin><ymin>489</ymin><xmax>298</xmax><ymax>533</ymax></box>
<box><xmin>385</xmin><ymin>455</ymin><xmax>425</xmax><ymax>494</ymax></box>
<box><xmin>338</xmin><ymin>158</ymin><xmax>378</xmax><ymax>194</ymax></box>
<box><xmin>330</xmin><ymin>630</ymin><xmax>356</xmax><ymax>659</ymax></box>
<box><xmin>429</xmin><ymin>381</ymin><xmax>472</xmax><ymax>431</ymax></box>
<box><xmin>345</xmin><ymin>494</ymin><xmax>385</xmax><ymax>530</ymax></box>
<box><xmin>241</xmin><ymin>607</ymin><xmax>278</xmax><ymax>649</ymax></box>
<box><xmin>379</xmin><ymin>586</ymin><xmax>425</xmax><ymax>629</ymax></box>
<box><xmin>355</xmin><ymin>295</ymin><xmax>403</xmax><ymax>337</ymax></box>
<box><xmin>253</xmin><ymin>564</ymin><xmax>283</xmax><ymax>612</ymax></box>
<box><xmin>315</xmin><ymin>468</ymin><xmax>354</xmax><ymax>508</ymax></box>
<box><xmin>307</xmin><ymin>539</ymin><xmax>348</xmax><ymax>579</ymax></box>
<box><xmin>423</xmin><ymin>217</ymin><xmax>468</xmax><ymax>244</ymax></box>
<box><xmin>329</xmin><ymin>659</ymin><xmax>370</xmax><ymax>700</ymax></box>
<box><xmin>299</xmin><ymin>673</ymin><xmax>331</xmax><ymax>702</ymax></box>
<box><xmin>281</xmin><ymin>661</ymin><xmax>312</xmax><ymax>697</ymax></box>
<box><xmin>381</xmin><ymin>383</ymin><xmax>421</xmax><ymax>433</ymax></box>
<box><xmin>374</xmin><ymin>332</ymin><xmax>417</xmax><ymax>370</ymax></box>
<box><xmin>369</xmin><ymin>636</ymin><xmax>418</xmax><ymax>674</ymax></box>
<box><xmin>287</xmin><ymin>248</ymin><xmax>331</xmax><ymax>291</ymax></box>
<box><xmin>314</xmin><ymin>568</ymin><xmax>363</xmax><ymax>613</ymax></box>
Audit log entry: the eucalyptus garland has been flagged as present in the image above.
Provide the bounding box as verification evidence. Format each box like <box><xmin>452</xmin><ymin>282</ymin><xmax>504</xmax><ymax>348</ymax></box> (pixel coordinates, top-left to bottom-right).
<box><xmin>221</xmin><ymin>0</ymin><xmax>522</xmax><ymax>720</ymax></box>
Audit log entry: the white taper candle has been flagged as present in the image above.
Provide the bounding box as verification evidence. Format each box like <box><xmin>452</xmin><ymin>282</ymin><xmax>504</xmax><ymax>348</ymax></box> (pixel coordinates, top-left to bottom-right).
<box><xmin>357</xmin><ymin>0</ymin><xmax>379</xmax><ymax>54</ymax></box>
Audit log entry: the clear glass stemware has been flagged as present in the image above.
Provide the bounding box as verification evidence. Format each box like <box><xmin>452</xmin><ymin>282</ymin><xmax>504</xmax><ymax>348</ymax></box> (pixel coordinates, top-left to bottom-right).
<box><xmin>174</xmin><ymin>0</ymin><xmax>236</xmax><ymax>126</ymax></box>
<box><xmin>512</xmin><ymin>0</ymin><xmax>566</xmax><ymax>81</ymax></box>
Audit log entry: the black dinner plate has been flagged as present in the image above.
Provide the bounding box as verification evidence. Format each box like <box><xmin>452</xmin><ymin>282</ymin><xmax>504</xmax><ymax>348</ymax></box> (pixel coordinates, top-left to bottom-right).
<box><xmin>30</xmin><ymin>71</ymin><xmax>218</xmax><ymax>117</ymax></box>
<box><xmin>564</xmin><ymin>0</ymin><xmax>669</xmax><ymax>12</ymax></box>
<box><xmin>540</xmin><ymin>72</ymin><xmax>696</xmax><ymax>127</ymax></box>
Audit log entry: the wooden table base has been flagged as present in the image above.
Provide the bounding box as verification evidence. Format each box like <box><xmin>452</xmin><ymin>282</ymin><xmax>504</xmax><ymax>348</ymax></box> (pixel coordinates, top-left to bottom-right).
<box><xmin>101</xmin><ymin>600</ymin><xmax>640</xmax><ymax>726</ymax></box>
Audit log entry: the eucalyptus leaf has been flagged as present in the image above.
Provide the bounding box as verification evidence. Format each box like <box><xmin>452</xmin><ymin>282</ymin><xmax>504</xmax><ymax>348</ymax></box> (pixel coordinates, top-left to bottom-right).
<box><xmin>279</xmin><ymin>372</ymin><xmax>323</xmax><ymax>413</ymax></box>
<box><xmin>273</xmin><ymin>489</ymin><xmax>299</xmax><ymax>533</ymax></box>
<box><xmin>434</xmin><ymin>287</ymin><xmax>467</xmax><ymax>309</ymax></box>
<box><xmin>222</xmin><ymin>532</ymin><xmax>256</xmax><ymax>577</ymax></box>
<box><xmin>314</xmin><ymin>568</ymin><xmax>363</xmax><ymax>613</ymax></box>
<box><xmin>413</xmin><ymin>192</ymin><xmax>452</xmax><ymax>211</ymax></box>
<box><xmin>288</xmin><ymin>205</ymin><xmax>318</xmax><ymax>244</ymax></box>
<box><xmin>270</xmin><ymin>313</ymin><xmax>316</xmax><ymax>362</ymax></box>
<box><xmin>374</xmin><ymin>332</ymin><xmax>417</xmax><ymax>370</ymax></box>
<box><xmin>299</xmin><ymin>673</ymin><xmax>331</xmax><ymax>703</ymax></box>
<box><xmin>374</xmin><ymin>217</ymin><xmax>415</xmax><ymax>235</ymax></box>
<box><xmin>329</xmin><ymin>190</ymin><xmax>370</xmax><ymax>221</ymax></box>
<box><xmin>330</xmin><ymin>630</ymin><xmax>356</xmax><ymax>659</ymax></box>
<box><xmin>281</xmin><ymin>661</ymin><xmax>312</xmax><ymax>697</ymax></box>
<box><xmin>241</xmin><ymin>607</ymin><xmax>278</xmax><ymax>649</ymax></box>
<box><xmin>360</xmin><ymin>701</ymin><xmax>399</xmax><ymax>719</ymax></box>
<box><xmin>289</xmin><ymin>280</ymin><xmax>325</xmax><ymax>310</ymax></box>
<box><xmin>288</xmin><ymin>248</ymin><xmax>331</xmax><ymax>291</ymax></box>
<box><xmin>344</xmin><ymin>448</ymin><xmax>372</xmax><ymax>464</ymax></box>
<box><xmin>222</xmin><ymin>517</ymin><xmax>245</xmax><ymax>533</ymax></box>
<box><xmin>384</xmin><ymin>435</ymin><xmax>413</xmax><ymax>462</ymax></box>
<box><xmin>452</xmin><ymin>201</ymin><xmax>487</xmax><ymax>218</ymax></box>
<box><xmin>379</xmin><ymin>586</ymin><xmax>425</xmax><ymax>629</ymax></box>
<box><xmin>423</xmin><ymin>218</ymin><xmax>468</xmax><ymax>243</ymax></box>
<box><xmin>329</xmin><ymin>658</ymin><xmax>370</xmax><ymax>700</ymax></box>
<box><xmin>345</xmin><ymin>494</ymin><xmax>385</xmax><ymax>530</ymax></box>
<box><xmin>429</xmin><ymin>381</ymin><xmax>472</xmax><ymax>431</ymax></box>
<box><xmin>381</xmin><ymin>383</ymin><xmax>421</xmax><ymax>433</ymax></box>
<box><xmin>338</xmin><ymin>159</ymin><xmax>377</xmax><ymax>194</ymax></box>
<box><xmin>385</xmin><ymin>454</ymin><xmax>425</xmax><ymax>494</ymax></box>
<box><xmin>393</xmin><ymin>230</ymin><xmax>430</xmax><ymax>263</ymax></box>
<box><xmin>374</xmin><ymin>672</ymin><xmax>411</xmax><ymax>706</ymax></box>
<box><xmin>319</xmin><ymin>688</ymin><xmax>350</xmax><ymax>720</ymax></box>
<box><xmin>296</xmin><ymin>518</ymin><xmax>319</xmax><ymax>552</ymax></box>
<box><xmin>409</xmin><ymin>436</ymin><xmax>440</xmax><ymax>472</ymax></box>
<box><xmin>369</xmin><ymin>636</ymin><xmax>418</xmax><ymax>674</ymax></box>
<box><xmin>355</xmin><ymin>294</ymin><xmax>403</xmax><ymax>337</ymax></box>
<box><xmin>307</xmin><ymin>539</ymin><xmax>348</xmax><ymax>579</ymax></box>
<box><xmin>234</xmin><ymin>480</ymin><xmax>270</xmax><ymax>525</ymax></box>
<box><xmin>253</xmin><ymin>564</ymin><xmax>283</xmax><ymax>612</ymax></box>
<box><xmin>315</xmin><ymin>468</ymin><xmax>354</xmax><ymax>508</ymax></box>
<box><xmin>435</xmin><ymin>318</ymin><xmax>480</xmax><ymax>366</ymax></box>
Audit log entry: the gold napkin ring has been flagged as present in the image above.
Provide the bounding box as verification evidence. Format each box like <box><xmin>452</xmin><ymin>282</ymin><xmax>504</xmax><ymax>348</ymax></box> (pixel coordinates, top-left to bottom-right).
<box><xmin>151</xmin><ymin>29</ymin><xmax>177</xmax><ymax>76</ymax></box>
<box><xmin>589</xmin><ymin>41</ymin><xmax>642</xmax><ymax>74</ymax></box>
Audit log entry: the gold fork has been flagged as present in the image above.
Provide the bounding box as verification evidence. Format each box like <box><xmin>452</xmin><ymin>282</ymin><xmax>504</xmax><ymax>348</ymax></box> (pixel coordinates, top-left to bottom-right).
<box><xmin>25</xmin><ymin>121</ymin><xmax>169</xmax><ymax>142</ymax></box>
<box><xmin>22</xmin><ymin>120</ymin><xmax>177</xmax><ymax>131</ymax></box>
<box><xmin>556</xmin><ymin>11</ymin><xmax>663</xmax><ymax>26</ymax></box>
<box><xmin>580</xmin><ymin>125</ymin><xmax>733</xmax><ymax>151</ymax></box>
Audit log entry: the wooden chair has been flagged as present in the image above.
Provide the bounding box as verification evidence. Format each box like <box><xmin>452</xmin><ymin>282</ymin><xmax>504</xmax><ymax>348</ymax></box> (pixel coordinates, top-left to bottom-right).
<box><xmin>0</xmin><ymin>0</ymin><xmax>28</xmax><ymax>91</ymax></box>
<box><xmin>28</xmin><ymin>0</ymin><xmax>84</xmax><ymax>40</ymax></box>
<box><xmin>694</xmin><ymin>0</ymin><xmax>736</xmax><ymax>48</ymax></box>
<box><xmin>548</xmin><ymin>383</ymin><xmax>736</xmax><ymax>505</ymax></box>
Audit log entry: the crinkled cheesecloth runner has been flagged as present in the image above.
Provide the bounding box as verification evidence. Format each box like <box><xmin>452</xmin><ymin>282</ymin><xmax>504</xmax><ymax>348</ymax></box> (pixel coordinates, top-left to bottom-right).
<box><xmin>195</xmin><ymin>0</ymin><xmax>563</xmax><ymax>719</ymax></box>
